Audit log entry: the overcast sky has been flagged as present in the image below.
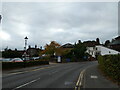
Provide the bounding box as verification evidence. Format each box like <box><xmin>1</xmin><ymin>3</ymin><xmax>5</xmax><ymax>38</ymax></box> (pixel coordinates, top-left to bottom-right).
<box><xmin>0</xmin><ymin>2</ymin><xmax>118</xmax><ymax>50</ymax></box>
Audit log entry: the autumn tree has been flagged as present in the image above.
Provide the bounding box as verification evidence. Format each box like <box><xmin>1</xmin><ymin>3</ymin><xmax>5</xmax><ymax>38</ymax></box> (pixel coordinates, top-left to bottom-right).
<box><xmin>41</xmin><ymin>41</ymin><xmax>61</xmax><ymax>57</ymax></box>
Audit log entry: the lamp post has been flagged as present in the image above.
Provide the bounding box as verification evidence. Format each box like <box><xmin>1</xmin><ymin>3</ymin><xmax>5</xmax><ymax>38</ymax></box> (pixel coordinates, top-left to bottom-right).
<box><xmin>24</xmin><ymin>36</ymin><xmax>28</xmax><ymax>68</ymax></box>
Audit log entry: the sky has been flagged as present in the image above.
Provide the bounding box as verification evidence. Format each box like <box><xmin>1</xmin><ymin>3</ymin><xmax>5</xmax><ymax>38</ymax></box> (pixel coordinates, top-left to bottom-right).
<box><xmin>0</xmin><ymin>2</ymin><xmax>118</xmax><ymax>50</ymax></box>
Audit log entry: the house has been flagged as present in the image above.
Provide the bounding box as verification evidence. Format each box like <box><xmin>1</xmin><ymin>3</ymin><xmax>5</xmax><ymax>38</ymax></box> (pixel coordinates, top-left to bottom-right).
<box><xmin>86</xmin><ymin>45</ymin><xmax>120</xmax><ymax>58</ymax></box>
<box><xmin>109</xmin><ymin>36</ymin><xmax>120</xmax><ymax>52</ymax></box>
<box><xmin>53</xmin><ymin>43</ymin><xmax>74</xmax><ymax>57</ymax></box>
<box><xmin>83</xmin><ymin>38</ymin><xmax>100</xmax><ymax>47</ymax></box>
<box><xmin>95</xmin><ymin>45</ymin><xmax>120</xmax><ymax>55</ymax></box>
<box><xmin>83</xmin><ymin>41</ymin><xmax>97</xmax><ymax>47</ymax></box>
<box><xmin>86</xmin><ymin>46</ymin><xmax>101</xmax><ymax>59</ymax></box>
<box><xmin>27</xmin><ymin>45</ymin><xmax>42</xmax><ymax>57</ymax></box>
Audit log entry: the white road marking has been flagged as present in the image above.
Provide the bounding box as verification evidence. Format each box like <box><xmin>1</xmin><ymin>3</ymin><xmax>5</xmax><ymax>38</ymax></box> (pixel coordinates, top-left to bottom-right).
<box><xmin>90</xmin><ymin>75</ymin><xmax>98</xmax><ymax>79</ymax></box>
<box><xmin>76</xmin><ymin>69</ymin><xmax>85</xmax><ymax>86</ymax></box>
<box><xmin>4</xmin><ymin>65</ymin><xmax>57</xmax><ymax>76</ymax></box>
<box><xmin>49</xmin><ymin>70</ymin><xmax>58</xmax><ymax>75</ymax></box>
<box><xmin>64</xmin><ymin>81</ymin><xmax>73</xmax><ymax>85</ymax></box>
<box><xmin>12</xmin><ymin>78</ymin><xmax>40</xmax><ymax>90</ymax></box>
<box><xmin>75</xmin><ymin>69</ymin><xmax>86</xmax><ymax>90</ymax></box>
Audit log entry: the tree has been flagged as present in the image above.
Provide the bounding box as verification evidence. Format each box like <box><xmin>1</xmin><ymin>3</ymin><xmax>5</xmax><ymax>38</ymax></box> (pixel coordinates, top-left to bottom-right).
<box><xmin>2</xmin><ymin>48</ymin><xmax>22</xmax><ymax>58</ymax></box>
<box><xmin>78</xmin><ymin>40</ymin><xmax>81</xmax><ymax>44</ymax></box>
<box><xmin>111</xmin><ymin>39</ymin><xmax>115</xmax><ymax>43</ymax></box>
<box><xmin>96</xmin><ymin>38</ymin><xmax>100</xmax><ymax>45</ymax></box>
<box><xmin>63</xmin><ymin>43</ymin><xmax>87</xmax><ymax>61</ymax></box>
<box><xmin>73</xmin><ymin>43</ymin><xmax>86</xmax><ymax>60</ymax></box>
<box><xmin>35</xmin><ymin>45</ymin><xmax>37</xmax><ymax>48</ymax></box>
<box><xmin>15</xmin><ymin>48</ymin><xmax>17</xmax><ymax>51</ymax></box>
<box><xmin>4</xmin><ymin>46</ymin><xmax>8</xmax><ymax>51</ymax></box>
<box><xmin>28</xmin><ymin>45</ymin><xmax>31</xmax><ymax>49</ymax></box>
<box><xmin>104</xmin><ymin>40</ymin><xmax>110</xmax><ymax>46</ymax></box>
<box><xmin>42</xmin><ymin>41</ymin><xmax>61</xmax><ymax>56</ymax></box>
<box><xmin>40</xmin><ymin>46</ymin><xmax>42</xmax><ymax>50</ymax></box>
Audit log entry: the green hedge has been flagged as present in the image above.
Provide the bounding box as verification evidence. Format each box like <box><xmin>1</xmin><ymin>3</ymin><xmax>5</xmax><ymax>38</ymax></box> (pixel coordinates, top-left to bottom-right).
<box><xmin>2</xmin><ymin>59</ymin><xmax>49</xmax><ymax>70</ymax></box>
<box><xmin>98</xmin><ymin>54</ymin><xmax>120</xmax><ymax>83</ymax></box>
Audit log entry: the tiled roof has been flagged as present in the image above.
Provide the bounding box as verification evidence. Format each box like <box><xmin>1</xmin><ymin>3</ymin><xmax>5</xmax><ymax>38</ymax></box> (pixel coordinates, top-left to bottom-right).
<box><xmin>62</xmin><ymin>43</ymin><xmax>74</xmax><ymax>48</ymax></box>
<box><xmin>109</xmin><ymin>40</ymin><xmax>120</xmax><ymax>45</ymax></box>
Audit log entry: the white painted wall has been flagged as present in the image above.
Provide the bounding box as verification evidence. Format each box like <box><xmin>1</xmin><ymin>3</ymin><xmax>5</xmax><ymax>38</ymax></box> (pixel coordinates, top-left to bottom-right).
<box><xmin>95</xmin><ymin>45</ymin><xmax>120</xmax><ymax>56</ymax></box>
<box><xmin>86</xmin><ymin>47</ymin><xmax>96</xmax><ymax>57</ymax></box>
<box><xmin>86</xmin><ymin>45</ymin><xmax>120</xmax><ymax>57</ymax></box>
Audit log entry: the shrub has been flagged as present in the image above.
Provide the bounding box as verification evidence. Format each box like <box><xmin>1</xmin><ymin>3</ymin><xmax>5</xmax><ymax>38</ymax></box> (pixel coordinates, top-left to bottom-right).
<box><xmin>98</xmin><ymin>54</ymin><xmax>120</xmax><ymax>84</ymax></box>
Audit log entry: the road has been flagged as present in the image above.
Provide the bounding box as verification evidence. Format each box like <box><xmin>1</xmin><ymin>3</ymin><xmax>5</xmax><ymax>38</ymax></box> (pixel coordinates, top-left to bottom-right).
<box><xmin>2</xmin><ymin>61</ymin><xmax>97</xmax><ymax>89</ymax></box>
<box><xmin>2</xmin><ymin>61</ymin><xmax>110</xmax><ymax>90</ymax></box>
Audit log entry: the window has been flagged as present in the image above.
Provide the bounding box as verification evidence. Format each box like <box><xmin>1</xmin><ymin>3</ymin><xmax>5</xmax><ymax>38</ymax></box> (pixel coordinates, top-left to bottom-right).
<box><xmin>96</xmin><ymin>48</ymin><xmax>97</xmax><ymax>50</ymax></box>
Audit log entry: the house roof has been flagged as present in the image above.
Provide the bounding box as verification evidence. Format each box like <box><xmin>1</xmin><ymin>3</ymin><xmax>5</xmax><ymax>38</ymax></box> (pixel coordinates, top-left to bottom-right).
<box><xmin>61</xmin><ymin>43</ymin><xmax>74</xmax><ymax>48</ymax></box>
<box><xmin>109</xmin><ymin>40</ymin><xmax>120</xmax><ymax>45</ymax></box>
<box><xmin>83</xmin><ymin>41</ymin><xmax>97</xmax><ymax>47</ymax></box>
<box><xmin>27</xmin><ymin>48</ymin><xmax>41</xmax><ymax>51</ymax></box>
<box><xmin>115</xmin><ymin>36</ymin><xmax>120</xmax><ymax>40</ymax></box>
<box><xmin>108</xmin><ymin>36</ymin><xmax>120</xmax><ymax>45</ymax></box>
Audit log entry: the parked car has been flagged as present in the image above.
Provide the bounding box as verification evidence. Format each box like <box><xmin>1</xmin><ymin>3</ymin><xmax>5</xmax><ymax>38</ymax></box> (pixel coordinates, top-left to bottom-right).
<box><xmin>10</xmin><ymin>58</ymin><xmax>23</xmax><ymax>62</ymax></box>
<box><xmin>0</xmin><ymin>58</ymin><xmax>2</xmax><ymax>61</ymax></box>
<box><xmin>33</xmin><ymin>57</ymin><xmax>40</xmax><ymax>60</ymax></box>
<box><xmin>2</xmin><ymin>58</ymin><xmax>11</xmax><ymax>62</ymax></box>
<box><xmin>22</xmin><ymin>57</ymin><xmax>30</xmax><ymax>61</ymax></box>
<box><xmin>29</xmin><ymin>57</ymin><xmax>34</xmax><ymax>61</ymax></box>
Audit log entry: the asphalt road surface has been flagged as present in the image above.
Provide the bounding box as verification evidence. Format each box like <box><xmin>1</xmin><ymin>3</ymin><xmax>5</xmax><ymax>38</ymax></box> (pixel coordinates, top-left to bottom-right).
<box><xmin>2</xmin><ymin>61</ymin><xmax>100</xmax><ymax>89</ymax></box>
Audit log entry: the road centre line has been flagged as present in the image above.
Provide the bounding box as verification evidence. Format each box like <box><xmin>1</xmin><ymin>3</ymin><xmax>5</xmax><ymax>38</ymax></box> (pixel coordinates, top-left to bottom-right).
<box><xmin>75</xmin><ymin>69</ymin><xmax>86</xmax><ymax>90</ymax></box>
<box><xmin>5</xmin><ymin>65</ymin><xmax>58</xmax><ymax>76</ymax></box>
<box><xmin>12</xmin><ymin>77</ymin><xmax>41</xmax><ymax>90</ymax></box>
<box><xmin>75</xmin><ymin>65</ymin><xmax>97</xmax><ymax>90</ymax></box>
<box><xmin>49</xmin><ymin>70</ymin><xmax>59</xmax><ymax>75</ymax></box>
<box><xmin>4</xmin><ymin>63</ymin><xmax>83</xmax><ymax>76</ymax></box>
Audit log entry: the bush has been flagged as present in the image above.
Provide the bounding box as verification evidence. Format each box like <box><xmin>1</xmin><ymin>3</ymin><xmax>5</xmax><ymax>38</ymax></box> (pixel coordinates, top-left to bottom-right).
<box><xmin>2</xmin><ymin>60</ymin><xmax>49</xmax><ymax>70</ymax></box>
<box><xmin>98</xmin><ymin>54</ymin><xmax>120</xmax><ymax>84</ymax></box>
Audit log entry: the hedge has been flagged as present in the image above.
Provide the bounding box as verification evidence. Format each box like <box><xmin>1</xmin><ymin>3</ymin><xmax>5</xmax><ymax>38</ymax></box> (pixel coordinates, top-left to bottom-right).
<box><xmin>2</xmin><ymin>59</ymin><xmax>49</xmax><ymax>70</ymax></box>
<box><xmin>98</xmin><ymin>54</ymin><xmax>120</xmax><ymax>84</ymax></box>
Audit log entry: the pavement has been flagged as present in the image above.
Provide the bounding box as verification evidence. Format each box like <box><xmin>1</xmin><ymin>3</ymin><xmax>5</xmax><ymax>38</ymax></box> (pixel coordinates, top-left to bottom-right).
<box><xmin>81</xmin><ymin>64</ymin><xmax>119</xmax><ymax>89</ymax></box>
<box><xmin>2</xmin><ymin>61</ymin><xmax>119</xmax><ymax>90</ymax></box>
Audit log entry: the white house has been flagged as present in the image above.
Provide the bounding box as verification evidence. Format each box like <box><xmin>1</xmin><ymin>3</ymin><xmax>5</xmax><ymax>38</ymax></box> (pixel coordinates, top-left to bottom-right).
<box><xmin>86</xmin><ymin>47</ymin><xmax>96</xmax><ymax>58</ymax></box>
<box><xmin>86</xmin><ymin>45</ymin><xmax>120</xmax><ymax>58</ymax></box>
<box><xmin>95</xmin><ymin>45</ymin><xmax>120</xmax><ymax>55</ymax></box>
